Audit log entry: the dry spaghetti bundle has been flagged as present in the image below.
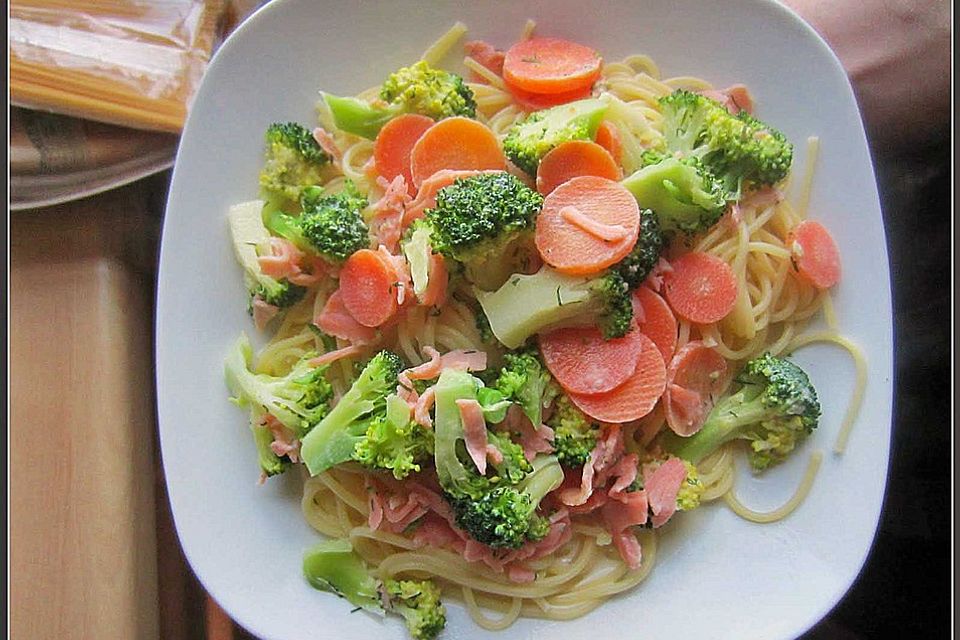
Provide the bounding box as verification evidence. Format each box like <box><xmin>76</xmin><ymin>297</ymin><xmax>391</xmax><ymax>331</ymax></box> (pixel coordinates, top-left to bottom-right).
<box><xmin>10</xmin><ymin>0</ymin><xmax>231</xmax><ymax>132</ymax></box>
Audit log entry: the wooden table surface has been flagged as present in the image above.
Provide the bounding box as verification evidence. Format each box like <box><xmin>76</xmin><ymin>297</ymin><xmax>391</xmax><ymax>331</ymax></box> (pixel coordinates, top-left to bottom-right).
<box><xmin>10</xmin><ymin>176</ymin><xmax>249</xmax><ymax>639</ymax></box>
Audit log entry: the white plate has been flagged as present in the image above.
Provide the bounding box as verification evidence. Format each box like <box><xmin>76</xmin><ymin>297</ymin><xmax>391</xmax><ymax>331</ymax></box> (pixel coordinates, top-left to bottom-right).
<box><xmin>156</xmin><ymin>1</ymin><xmax>892</xmax><ymax>639</ymax></box>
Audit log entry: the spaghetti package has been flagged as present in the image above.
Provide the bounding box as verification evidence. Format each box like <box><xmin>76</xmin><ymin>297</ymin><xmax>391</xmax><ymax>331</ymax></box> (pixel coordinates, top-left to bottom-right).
<box><xmin>10</xmin><ymin>0</ymin><xmax>259</xmax><ymax>133</ymax></box>
<box><xmin>10</xmin><ymin>1</ymin><xmax>265</xmax><ymax>208</ymax></box>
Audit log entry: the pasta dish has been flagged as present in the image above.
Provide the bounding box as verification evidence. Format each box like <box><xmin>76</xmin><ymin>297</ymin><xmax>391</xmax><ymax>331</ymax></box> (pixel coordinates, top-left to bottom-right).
<box><xmin>223</xmin><ymin>21</ymin><xmax>865</xmax><ymax>639</ymax></box>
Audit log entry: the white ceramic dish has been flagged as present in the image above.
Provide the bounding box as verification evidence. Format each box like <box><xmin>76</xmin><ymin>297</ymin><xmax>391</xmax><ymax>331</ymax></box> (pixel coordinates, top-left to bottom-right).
<box><xmin>156</xmin><ymin>1</ymin><xmax>892</xmax><ymax>639</ymax></box>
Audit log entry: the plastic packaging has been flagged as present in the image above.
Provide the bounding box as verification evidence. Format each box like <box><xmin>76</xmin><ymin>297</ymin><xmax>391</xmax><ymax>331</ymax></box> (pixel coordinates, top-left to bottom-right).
<box><xmin>10</xmin><ymin>1</ymin><xmax>266</xmax><ymax>209</ymax></box>
<box><xmin>10</xmin><ymin>0</ymin><xmax>234</xmax><ymax>133</ymax></box>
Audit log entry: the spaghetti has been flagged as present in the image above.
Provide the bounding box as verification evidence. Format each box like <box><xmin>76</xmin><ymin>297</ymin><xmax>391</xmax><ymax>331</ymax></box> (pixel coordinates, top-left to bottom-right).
<box><xmin>231</xmin><ymin>21</ymin><xmax>867</xmax><ymax>635</ymax></box>
<box><xmin>9</xmin><ymin>0</ymin><xmax>229</xmax><ymax>132</ymax></box>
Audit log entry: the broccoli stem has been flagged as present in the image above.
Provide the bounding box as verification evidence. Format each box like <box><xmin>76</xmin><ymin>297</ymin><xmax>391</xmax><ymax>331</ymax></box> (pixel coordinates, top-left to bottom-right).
<box><xmin>621</xmin><ymin>157</ymin><xmax>726</xmax><ymax>234</ymax></box>
<box><xmin>224</xmin><ymin>336</ymin><xmax>301</xmax><ymax>430</ymax></box>
<box><xmin>464</xmin><ymin>250</ymin><xmax>528</xmax><ymax>292</ymax></box>
<box><xmin>303</xmin><ymin>539</ymin><xmax>447</xmax><ymax>640</ymax></box>
<box><xmin>251</xmin><ymin>412</ymin><xmax>290</xmax><ymax>477</ymax></box>
<box><xmin>402</xmin><ymin>223</ymin><xmax>433</xmax><ymax>298</ymax></box>
<box><xmin>473</xmin><ymin>267</ymin><xmax>600</xmax><ymax>349</ymax></box>
<box><xmin>299</xmin><ymin>392</ymin><xmax>374</xmax><ymax>476</ymax></box>
<box><xmin>302</xmin><ymin>539</ymin><xmax>383</xmax><ymax>612</ymax></box>
<box><xmin>261</xmin><ymin>202</ymin><xmax>306</xmax><ymax>247</ymax></box>
<box><xmin>323</xmin><ymin>94</ymin><xmax>398</xmax><ymax>140</ymax></box>
<box><xmin>521</xmin><ymin>454</ymin><xmax>564</xmax><ymax>504</ymax></box>
<box><xmin>662</xmin><ymin>391</ymin><xmax>770</xmax><ymax>463</ymax></box>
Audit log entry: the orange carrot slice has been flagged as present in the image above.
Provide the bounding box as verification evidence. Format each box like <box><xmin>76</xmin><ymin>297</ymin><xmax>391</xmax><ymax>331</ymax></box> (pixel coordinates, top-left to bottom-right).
<box><xmin>787</xmin><ymin>220</ymin><xmax>841</xmax><ymax>289</ymax></box>
<box><xmin>568</xmin><ymin>334</ymin><xmax>666</xmax><ymax>423</ymax></box>
<box><xmin>409</xmin><ymin>117</ymin><xmax>506</xmax><ymax>189</ymax></box>
<box><xmin>505</xmin><ymin>76</ymin><xmax>594</xmax><ymax>112</ymax></box>
<box><xmin>662</xmin><ymin>252</ymin><xmax>738</xmax><ymax>324</ymax></box>
<box><xmin>539</xmin><ymin>323</ymin><xmax>643</xmax><ymax>395</ymax></box>
<box><xmin>374</xmin><ymin>113</ymin><xmax>434</xmax><ymax>196</ymax></box>
<box><xmin>594</xmin><ymin>121</ymin><xmax>622</xmax><ymax>165</ymax></box>
<box><xmin>535</xmin><ymin>175</ymin><xmax>640</xmax><ymax>275</ymax></box>
<box><xmin>632</xmin><ymin>286</ymin><xmax>678</xmax><ymax>362</ymax></box>
<box><xmin>338</xmin><ymin>249</ymin><xmax>400</xmax><ymax>327</ymax></box>
<box><xmin>663</xmin><ymin>341</ymin><xmax>728</xmax><ymax>436</ymax></box>
<box><xmin>667</xmin><ymin>342</ymin><xmax>727</xmax><ymax>396</ymax></box>
<box><xmin>535</xmin><ymin>140</ymin><xmax>622</xmax><ymax>196</ymax></box>
<box><xmin>503</xmin><ymin>37</ymin><xmax>602</xmax><ymax>95</ymax></box>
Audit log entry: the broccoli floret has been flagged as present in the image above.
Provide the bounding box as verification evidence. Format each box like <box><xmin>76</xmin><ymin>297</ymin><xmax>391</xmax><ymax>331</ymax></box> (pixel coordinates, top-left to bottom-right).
<box><xmin>546</xmin><ymin>393</ymin><xmax>600</xmax><ymax>468</ymax></box>
<box><xmin>476</xmin><ymin>386</ymin><xmax>512</xmax><ymax>424</ymax></box>
<box><xmin>622</xmin><ymin>91</ymin><xmax>791</xmax><ymax>236</ymax></box>
<box><xmin>432</xmin><ymin>369</ymin><xmax>532</xmax><ymax>491</ymax></box>
<box><xmin>249</xmin><ymin>411</ymin><xmax>291</xmax><ymax>477</ymax></box>
<box><xmin>353</xmin><ymin>393</ymin><xmax>435</xmax><ymax>480</ymax></box>
<box><xmin>297</xmin><ymin>183</ymin><xmax>369</xmax><ymax>259</ymax></box>
<box><xmin>427</xmin><ymin>173</ymin><xmax>542</xmax><ymax>262</ymax></box>
<box><xmin>225</xmin><ymin>335</ymin><xmax>332</xmax><ymax>477</ymax></box>
<box><xmin>660</xmin><ymin>353</ymin><xmax>821</xmax><ymax>471</ymax></box>
<box><xmin>621</xmin><ymin>151</ymin><xmax>727</xmax><ymax>235</ymax></box>
<box><xmin>254</xmin><ymin>278</ymin><xmax>306</xmax><ymax>309</ymax></box>
<box><xmin>425</xmin><ymin>172</ymin><xmax>543</xmax><ymax>290</ymax></box>
<box><xmin>658</xmin><ymin>90</ymin><xmax>793</xmax><ymax>195</ymax></box>
<box><xmin>303</xmin><ymin>539</ymin><xmax>446</xmax><ymax>640</ymax></box>
<box><xmin>676</xmin><ymin>459</ymin><xmax>705</xmax><ymax>511</ymax></box>
<box><xmin>503</xmin><ymin>98</ymin><xmax>608</xmax><ymax>175</ymax></box>
<box><xmin>299</xmin><ymin>351</ymin><xmax>406</xmax><ymax>476</ymax></box>
<box><xmin>433</xmin><ymin>368</ymin><xmax>497</xmax><ymax>498</ymax></box>
<box><xmin>486</xmin><ymin>430</ymin><xmax>532</xmax><ymax>485</ymax></box>
<box><xmin>324</xmin><ymin>61</ymin><xmax>476</xmax><ymax>140</ymax></box>
<box><xmin>259</xmin><ymin>122</ymin><xmax>330</xmax><ymax>203</ymax></box>
<box><xmin>625</xmin><ymin>455</ymin><xmax>704</xmax><ymax>528</ymax></box>
<box><xmin>382</xmin><ymin>578</ymin><xmax>447</xmax><ymax>640</ymax></box>
<box><xmin>433</xmin><ymin>369</ymin><xmax>563</xmax><ymax>549</ymax></box>
<box><xmin>474</xmin><ymin>265</ymin><xmax>633</xmax><ymax>349</ymax></box>
<box><xmin>227</xmin><ymin>200</ymin><xmax>307</xmax><ymax>312</ymax></box>
<box><xmin>224</xmin><ymin>333</ymin><xmax>333</xmax><ymax>439</ymax></box>
<box><xmin>265</xmin><ymin>182</ymin><xmax>369</xmax><ymax>263</ymax></box>
<box><xmin>708</xmin><ymin>109</ymin><xmax>794</xmax><ymax>188</ymax></box>
<box><xmin>609</xmin><ymin>208</ymin><xmax>666</xmax><ymax>287</ymax></box>
<box><xmin>493</xmin><ymin>346</ymin><xmax>557</xmax><ymax>428</ymax></box>
<box><xmin>449</xmin><ymin>454</ymin><xmax>563</xmax><ymax>549</ymax></box>
<box><xmin>380</xmin><ymin>60</ymin><xmax>476</xmax><ymax>120</ymax></box>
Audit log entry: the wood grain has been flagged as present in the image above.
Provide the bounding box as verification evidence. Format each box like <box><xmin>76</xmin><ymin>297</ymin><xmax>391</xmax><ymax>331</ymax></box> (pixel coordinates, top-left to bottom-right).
<box><xmin>205</xmin><ymin>596</ymin><xmax>238</xmax><ymax>640</ymax></box>
<box><xmin>10</xmin><ymin>189</ymin><xmax>160</xmax><ymax>639</ymax></box>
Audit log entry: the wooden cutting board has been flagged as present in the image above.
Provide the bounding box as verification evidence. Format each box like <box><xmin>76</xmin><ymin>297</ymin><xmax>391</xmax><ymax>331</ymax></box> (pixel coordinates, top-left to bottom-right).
<box><xmin>10</xmin><ymin>185</ymin><xmax>160</xmax><ymax>639</ymax></box>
